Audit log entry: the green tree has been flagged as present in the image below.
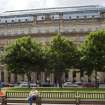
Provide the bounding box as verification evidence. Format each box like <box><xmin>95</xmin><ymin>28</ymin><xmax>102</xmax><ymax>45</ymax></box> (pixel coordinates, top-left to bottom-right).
<box><xmin>1</xmin><ymin>36</ymin><xmax>43</xmax><ymax>86</ymax></box>
<box><xmin>48</xmin><ymin>35</ymin><xmax>79</xmax><ymax>87</ymax></box>
<box><xmin>80</xmin><ymin>54</ymin><xmax>93</xmax><ymax>82</ymax></box>
<box><xmin>80</xmin><ymin>30</ymin><xmax>105</xmax><ymax>86</ymax></box>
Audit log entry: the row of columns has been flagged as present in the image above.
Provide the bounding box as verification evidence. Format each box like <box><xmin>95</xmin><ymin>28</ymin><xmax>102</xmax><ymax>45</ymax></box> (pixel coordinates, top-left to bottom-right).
<box><xmin>0</xmin><ymin>69</ymin><xmax>80</xmax><ymax>83</ymax></box>
<box><xmin>0</xmin><ymin>69</ymin><xmax>105</xmax><ymax>83</ymax></box>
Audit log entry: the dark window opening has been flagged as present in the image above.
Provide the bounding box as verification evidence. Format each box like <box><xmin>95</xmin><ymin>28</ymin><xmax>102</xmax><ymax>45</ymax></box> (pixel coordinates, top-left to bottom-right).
<box><xmin>73</xmin><ymin>71</ymin><xmax>76</xmax><ymax>82</ymax></box>
<box><xmin>84</xmin><ymin>16</ymin><xmax>87</xmax><ymax>18</ymax></box>
<box><xmin>5</xmin><ymin>20</ymin><xmax>7</xmax><ymax>23</ymax></box>
<box><xmin>8</xmin><ymin>72</ymin><xmax>11</xmax><ymax>83</ymax></box>
<box><xmin>51</xmin><ymin>16</ymin><xmax>54</xmax><ymax>19</ymax></box>
<box><xmin>18</xmin><ymin>19</ymin><xmax>21</xmax><ymax>22</ymax></box>
<box><xmin>1</xmin><ymin>71</ymin><xmax>4</xmax><ymax>82</ymax></box>
<box><xmin>12</xmin><ymin>20</ymin><xmax>14</xmax><ymax>22</ymax></box>
<box><xmin>77</xmin><ymin>16</ymin><xmax>79</xmax><ymax>19</ymax></box>
<box><xmin>65</xmin><ymin>72</ymin><xmax>69</xmax><ymax>82</ymax></box>
<box><xmin>42</xmin><ymin>17</ymin><xmax>44</xmax><ymax>20</ymax></box>
<box><xmin>25</xmin><ymin>19</ymin><xmax>28</xmax><ymax>22</ymax></box>
<box><xmin>14</xmin><ymin>74</ymin><xmax>17</xmax><ymax>83</ymax></box>
<box><xmin>69</xmin><ymin>16</ymin><xmax>71</xmax><ymax>19</ymax></box>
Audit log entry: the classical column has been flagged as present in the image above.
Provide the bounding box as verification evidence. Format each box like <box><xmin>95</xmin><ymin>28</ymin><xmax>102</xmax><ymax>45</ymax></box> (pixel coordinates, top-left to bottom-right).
<box><xmin>3</xmin><ymin>69</ymin><xmax>8</xmax><ymax>83</ymax></box>
<box><xmin>62</xmin><ymin>72</ymin><xmax>65</xmax><ymax>82</ymax></box>
<box><xmin>31</xmin><ymin>72</ymin><xmax>34</xmax><ymax>82</ymax></box>
<box><xmin>17</xmin><ymin>74</ymin><xmax>23</xmax><ymax>82</ymax></box>
<box><xmin>40</xmin><ymin>72</ymin><xmax>45</xmax><ymax>82</ymax></box>
<box><xmin>10</xmin><ymin>73</ymin><xmax>14</xmax><ymax>83</ymax></box>
<box><xmin>31</xmin><ymin>72</ymin><xmax>37</xmax><ymax>82</ymax></box>
<box><xmin>33</xmin><ymin>72</ymin><xmax>37</xmax><ymax>82</ymax></box>
<box><xmin>50</xmin><ymin>73</ymin><xmax>54</xmax><ymax>84</ymax></box>
<box><xmin>76</xmin><ymin>69</ymin><xmax>80</xmax><ymax>82</ymax></box>
<box><xmin>83</xmin><ymin>71</ymin><xmax>88</xmax><ymax>82</ymax></box>
<box><xmin>91</xmin><ymin>71</ymin><xmax>95</xmax><ymax>82</ymax></box>
<box><xmin>24</xmin><ymin>74</ymin><xmax>28</xmax><ymax>81</ymax></box>
<box><xmin>68</xmin><ymin>69</ymin><xmax>73</xmax><ymax>82</ymax></box>
<box><xmin>97</xmin><ymin>72</ymin><xmax>104</xmax><ymax>82</ymax></box>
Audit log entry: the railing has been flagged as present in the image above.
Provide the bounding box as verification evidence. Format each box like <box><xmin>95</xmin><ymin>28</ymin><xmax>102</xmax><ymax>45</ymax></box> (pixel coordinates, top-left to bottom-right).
<box><xmin>6</xmin><ymin>91</ymin><xmax>29</xmax><ymax>98</ymax></box>
<box><xmin>5</xmin><ymin>91</ymin><xmax>105</xmax><ymax>104</ymax></box>
<box><xmin>79</xmin><ymin>92</ymin><xmax>105</xmax><ymax>99</ymax></box>
<box><xmin>6</xmin><ymin>91</ymin><xmax>105</xmax><ymax>99</ymax></box>
<box><xmin>40</xmin><ymin>91</ymin><xmax>76</xmax><ymax>99</ymax></box>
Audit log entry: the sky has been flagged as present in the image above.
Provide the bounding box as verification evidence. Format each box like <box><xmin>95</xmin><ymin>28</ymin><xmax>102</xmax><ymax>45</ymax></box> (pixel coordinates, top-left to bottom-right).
<box><xmin>0</xmin><ymin>0</ymin><xmax>105</xmax><ymax>12</ymax></box>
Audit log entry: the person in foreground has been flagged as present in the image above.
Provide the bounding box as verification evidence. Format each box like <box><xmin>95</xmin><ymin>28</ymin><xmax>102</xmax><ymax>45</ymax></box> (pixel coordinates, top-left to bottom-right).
<box><xmin>28</xmin><ymin>89</ymin><xmax>40</xmax><ymax>105</ymax></box>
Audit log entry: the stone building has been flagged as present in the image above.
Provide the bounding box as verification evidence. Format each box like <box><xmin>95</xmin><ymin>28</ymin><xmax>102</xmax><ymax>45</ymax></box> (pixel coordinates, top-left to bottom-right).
<box><xmin>0</xmin><ymin>5</ymin><xmax>105</xmax><ymax>83</ymax></box>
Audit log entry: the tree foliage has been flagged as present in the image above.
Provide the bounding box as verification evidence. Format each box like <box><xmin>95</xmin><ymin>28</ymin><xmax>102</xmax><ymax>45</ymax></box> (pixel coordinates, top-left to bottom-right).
<box><xmin>80</xmin><ymin>30</ymin><xmax>105</xmax><ymax>83</ymax></box>
<box><xmin>47</xmin><ymin>35</ymin><xmax>79</xmax><ymax>86</ymax></box>
<box><xmin>1</xmin><ymin>36</ymin><xmax>43</xmax><ymax>82</ymax></box>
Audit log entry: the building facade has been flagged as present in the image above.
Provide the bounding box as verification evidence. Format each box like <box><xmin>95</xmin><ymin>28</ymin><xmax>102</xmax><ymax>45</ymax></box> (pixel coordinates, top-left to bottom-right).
<box><xmin>0</xmin><ymin>5</ymin><xmax>105</xmax><ymax>83</ymax></box>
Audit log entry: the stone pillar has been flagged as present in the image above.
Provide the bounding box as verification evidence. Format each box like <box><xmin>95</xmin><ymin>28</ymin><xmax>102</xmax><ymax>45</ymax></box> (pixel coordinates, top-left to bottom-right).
<box><xmin>4</xmin><ymin>70</ymin><xmax>8</xmax><ymax>83</ymax></box>
<box><xmin>10</xmin><ymin>73</ymin><xmax>14</xmax><ymax>83</ymax></box>
<box><xmin>97</xmin><ymin>72</ymin><xmax>104</xmax><ymax>82</ymax></box>
<box><xmin>24</xmin><ymin>74</ymin><xmax>28</xmax><ymax>81</ymax></box>
<box><xmin>50</xmin><ymin>73</ymin><xmax>54</xmax><ymax>84</ymax></box>
<box><xmin>83</xmin><ymin>72</ymin><xmax>88</xmax><ymax>82</ymax></box>
<box><xmin>40</xmin><ymin>72</ymin><xmax>45</xmax><ymax>82</ymax></box>
<box><xmin>62</xmin><ymin>72</ymin><xmax>65</xmax><ymax>83</ymax></box>
<box><xmin>34</xmin><ymin>72</ymin><xmax>37</xmax><ymax>82</ymax></box>
<box><xmin>68</xmin><ymin>69</ymin><xmax>73</xmax><ymax>82</ymax></box>
<box><xmin>91</xmin><ymin>71</ymin><xmax>95</xmax><ymax>82</ymax></box>
<box><xmin>31</xmin><ymin>72</ymin><xmax>34</xmax><ymax>82</ymax></box>
<box><xmin>17</xmin><ymin>74</ymin><xmax>25</xmax><ymax>82</ymax></box>
<box><xmin>31</xmin><ymin>72</ymin><xmax>37</xmax><ymax>82</ymax></box>
<box><xmin>76</xmin><ymin>70</ymin><xmax>80</xmax><ymax>82</ymax></box>
<box><xmin>17</xmin><ymin>75</ymin><xmax>21</xmax><ymax>82</ymax></box>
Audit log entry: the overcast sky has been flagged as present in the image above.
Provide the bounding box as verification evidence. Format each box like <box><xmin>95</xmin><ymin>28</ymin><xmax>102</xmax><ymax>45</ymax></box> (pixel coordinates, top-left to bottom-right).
<box><xmin>0</xmin><ymin>0</ymin><xmax>105</xmax><ymax>12</ymax></box>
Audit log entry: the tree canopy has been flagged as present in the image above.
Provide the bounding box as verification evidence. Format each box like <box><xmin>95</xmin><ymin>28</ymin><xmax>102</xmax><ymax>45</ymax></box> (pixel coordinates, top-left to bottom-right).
<box><xmin>1</xmin><ymin>36</ymin><xmax>43</xmax><ymax>82</ymax></box>
<box><xmin>47</xmin><ymin>35</ymin><xmax>79</xmax><ymax>86</ymax></box>
<box><xmin>80</xmin><ymin>30</ymin><xmax>105</xmax><ymax>83</ymax></box>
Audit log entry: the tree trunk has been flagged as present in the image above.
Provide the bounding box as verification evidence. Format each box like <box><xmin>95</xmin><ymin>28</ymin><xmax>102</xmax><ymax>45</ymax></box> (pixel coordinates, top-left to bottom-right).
<box><xmin>88</xmin><ymin>75</ymin><xmax>91</xmax><ymax>82</ymax></box>
<box><xmin>56</xmin><ymin>71</ymin><xmax>63</xmax><ymax>88</ymax></box>
<box><xmin>95</xmin><ymin>70</ymin><xmax>98</xmax><ymax>88</ymax></box>
<box><xmin>27</xmin><ymin>72</ymin><xmax>31</xmax><ymax>88</ymax></box>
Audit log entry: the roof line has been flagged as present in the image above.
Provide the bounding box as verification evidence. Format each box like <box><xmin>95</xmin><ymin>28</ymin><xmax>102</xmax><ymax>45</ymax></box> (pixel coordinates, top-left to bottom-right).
<box><xmin>4</xmin><ymin>5</ymin><xmax>101</xmax><ymax>13</ymax></box>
